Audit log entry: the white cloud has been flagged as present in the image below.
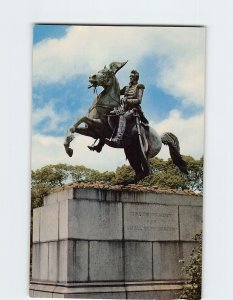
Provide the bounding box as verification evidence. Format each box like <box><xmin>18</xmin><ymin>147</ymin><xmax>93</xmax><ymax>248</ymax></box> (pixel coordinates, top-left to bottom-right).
<box><xmin>31</xmin><ymin>133</ymin><xmax>128</xmax><ymax>171</ymax></box>
<box><xmin>32</xmin><ymin>102</ymin><xmax>68</xmax><ymax>133</ymax></box>
<box><xmin>31</xmin><ymin>110</ymin><xmax>204</xmax><ymax>171</ymax></box>
<box><xmin>33</xmin><ymin>26</ymin><xmax>205</xmax><ymax>107</ymax></box>
<box><xmin>151</xmin><ymin>110</ymin><xmax>204</xmax><ymax>160</ymax></box>
<box><xmin>157</xmin><ymin>54</ymin><xmax>205</xmax><ymax>106</ymax></box>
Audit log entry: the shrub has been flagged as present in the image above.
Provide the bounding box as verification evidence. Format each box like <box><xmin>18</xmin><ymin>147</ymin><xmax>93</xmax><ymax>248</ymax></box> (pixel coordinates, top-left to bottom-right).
<box><xmin>179</xmin><ymin>233</ymin><xmax>202</xmax><ymax>300</ymax></box>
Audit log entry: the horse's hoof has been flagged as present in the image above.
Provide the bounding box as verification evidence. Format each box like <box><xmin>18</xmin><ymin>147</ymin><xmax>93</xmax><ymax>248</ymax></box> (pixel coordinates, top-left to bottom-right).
<box><xmin>88</xmin><ymin>146</ymin><xmax>94</xmax><ymax>151</ymax></box>
<box><xmin>66</xmin><ymin>148</ymin><xmax>73</xmax><ymax>157</ymax></box>
<box><xmin>88</xmin><ymin>145</ymin><xmax>102</xmax><ymax>153</ymax></box>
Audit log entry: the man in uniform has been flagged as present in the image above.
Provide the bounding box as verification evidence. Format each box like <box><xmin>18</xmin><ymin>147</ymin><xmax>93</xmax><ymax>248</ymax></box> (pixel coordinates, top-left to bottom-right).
<box><xmin>108</xmin><ymin>69</ymin><xmax>148</xmax><ymax>146</ymax></box>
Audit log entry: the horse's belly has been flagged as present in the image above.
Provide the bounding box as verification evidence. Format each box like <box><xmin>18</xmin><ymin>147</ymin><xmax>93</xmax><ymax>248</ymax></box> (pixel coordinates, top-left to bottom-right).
<box><xmin>147</xmin><ymin>127</ymin><xmax>162</xmax><ymax>158</ymax></box>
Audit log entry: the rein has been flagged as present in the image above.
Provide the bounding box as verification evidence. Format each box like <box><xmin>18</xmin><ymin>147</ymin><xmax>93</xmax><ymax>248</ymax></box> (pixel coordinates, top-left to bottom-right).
<box><xmin>88</xmin><ymin>85</ymin><xmax>120</xmax><ymax>114</ymax></box>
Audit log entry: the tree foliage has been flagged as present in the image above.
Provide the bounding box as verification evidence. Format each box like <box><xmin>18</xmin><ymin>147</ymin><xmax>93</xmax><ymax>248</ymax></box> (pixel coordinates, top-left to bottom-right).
<box><xmin>146</xmin><ymin>156</ymin><xmax>203</xmax><ymax>191</ymax></box>
<box><xmin>31</xmin><ymin>164</ymin><xmax>69</xmax><ymax>209</ymax></box>
<box><xmin>179</xmin><ymin>233</ymin><xmax>202</xmax><ymax>300</ymax></box>
<box><xmin>140</xmin><ymin>157</ymin><xmax>187</xmax><ymax>189</ymax></box>
<box><xmin>113</xmin><ymin>156</ymin><xmax>203</xmax><ymax>192</ymax></box>
<box><xmin>114</xmin><ymin>164</ymin><xmax>135</xmax><ymax>183</ymax></box>
<box><xmin>184</xmin><ymin>156</ymin><xmax>204</xmax><ymax>192</ymax></box>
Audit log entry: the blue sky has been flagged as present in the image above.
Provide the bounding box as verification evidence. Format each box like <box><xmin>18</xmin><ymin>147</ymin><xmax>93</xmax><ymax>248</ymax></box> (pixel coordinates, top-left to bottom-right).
<box><xmin>33</xmin><ymin>25</ymin><xmax>69</xmax><ymax>44</ymax></box>
<box><xmin>32</xmin><ymin>25</ymin><xmax>205</xmax><ymax>171</ymax></box>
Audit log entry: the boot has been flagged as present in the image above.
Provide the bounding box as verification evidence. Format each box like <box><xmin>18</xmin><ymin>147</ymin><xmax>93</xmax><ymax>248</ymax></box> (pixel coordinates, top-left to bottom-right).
<box><xmin>106</xmin><ymin>115</ymin><xmax>126</xmax><ymax>146</ymax></box>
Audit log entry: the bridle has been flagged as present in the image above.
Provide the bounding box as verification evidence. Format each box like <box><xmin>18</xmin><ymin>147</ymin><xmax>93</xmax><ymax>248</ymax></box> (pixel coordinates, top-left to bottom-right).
<box><xmin>88</xmin><ymin>72</ymin><xmax>120</xmax><ymax>113</ymax></box>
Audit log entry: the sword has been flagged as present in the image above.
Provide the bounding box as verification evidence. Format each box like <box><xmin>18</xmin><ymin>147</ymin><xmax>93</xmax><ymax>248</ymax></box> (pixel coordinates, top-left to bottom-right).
<box><xmin>134</xmin><ymin>113</ymin><xmax>147</xmax><ymax>161</ymax></box>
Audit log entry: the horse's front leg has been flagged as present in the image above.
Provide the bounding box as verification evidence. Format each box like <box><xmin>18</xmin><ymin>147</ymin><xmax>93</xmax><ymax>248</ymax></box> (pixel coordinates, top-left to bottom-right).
<box><xmin>64</xmin><ymin>129</ymin><xmax>75</xmax><ymax>157</ymax></box>
<box><xmin>64</xmin><ymin>116</ymin><xmax>87</xmax><ymax>157</ymax></box>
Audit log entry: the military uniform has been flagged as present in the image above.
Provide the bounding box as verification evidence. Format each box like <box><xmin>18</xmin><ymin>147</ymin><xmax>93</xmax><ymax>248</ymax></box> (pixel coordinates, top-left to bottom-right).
<box><xmin>121</xmin><ymin>83</ymin><xmax>144</xmax><ymax>107</ymax></box>
<box><xmin>120</xmin><ymin>83</ymin><xmax>148</xmax><ymax>123</ymax></box>
<box><xmin>108</xmin><ymin>81</ymin><xmax>148</xmax><ymax>146</ymax></box>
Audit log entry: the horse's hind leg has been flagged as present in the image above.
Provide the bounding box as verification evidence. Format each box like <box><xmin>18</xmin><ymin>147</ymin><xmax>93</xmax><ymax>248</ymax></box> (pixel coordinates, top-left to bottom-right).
<box><xmin>75</xmin><ymin>127</ymin><xmax>105</xmax><ymax>153</ymax></box>
<box><xmin>71</xmin><ymin>116</ymin><xmax>90</xmax><ymax>130</ymax></box>
<box><xmin>77</xmin><ymin>117</ymin><xmax>108</xmax><ymax>153</ymax></box>
<box><xmin>124</xmin><ymin>145</ymin><xmax>144</xmax><ymax>183</ymax></box>
<box><xmin>88</xmin><ymin>139</ymin><xmax>105</xmax><ymax>153</ymax></box>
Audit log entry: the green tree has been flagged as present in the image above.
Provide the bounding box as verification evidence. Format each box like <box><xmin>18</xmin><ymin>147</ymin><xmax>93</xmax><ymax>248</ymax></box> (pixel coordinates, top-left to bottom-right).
<box><xmin>114</xmin><ymin>164</ymin><xmax>135</xmax><ymax>183</ymax></box>
<box><xmin>69</xmin><ymin>165</ymin><xmax>97</xmax><ymax>182</ymax></box>
<box><xmin>140</xmin><ymin>157</ymin><xmax>187</xmax><ymax>189</ymax></box>
<box><xmin>89</xmin><ymin>170</ymin><xmax>116</xmax><ymax>182</ymax></box>
<box><xmin>179</xmin><ymin>233</ymin><xmax>202</xmax><ymax>299</ymax></box>
<box><xmin>31</xmin><ymin>164</ymin><xmax>69</xmax><ymax>209</ymax></box>
<box><xmin>68</xmin><ymin>165</ymin><xmax>115</xmax><ymax>183</ymax></box>
<box><xmin>140</xmin><ymin>156</ymin><xmax>203</xmax><ymax>192</ymax></box>
<box><xmin>184</xmin><ymin>156</ymin><xmax>203</xmax><ymax>192</ymax></box>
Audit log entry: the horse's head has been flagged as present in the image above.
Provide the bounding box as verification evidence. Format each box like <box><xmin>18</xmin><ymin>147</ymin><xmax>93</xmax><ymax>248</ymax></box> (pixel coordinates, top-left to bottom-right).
<box><xmin>89</xmin><ymin>61</ymin><xmax>127</xmax><ymax>88</ymax></box>
<box><xmin>89</xmin><ymin>66</ymin><xmax>114</xmax><ymax>88</ymax></box>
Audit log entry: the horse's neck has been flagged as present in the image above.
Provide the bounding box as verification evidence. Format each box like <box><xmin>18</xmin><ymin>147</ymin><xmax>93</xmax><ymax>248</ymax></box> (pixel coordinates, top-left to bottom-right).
<box><xmin>100</xmin><ymin>77</ymin><xmax>120</xmax><ymax>105</ymax></box>
<box><xmin>88</xmin><ymin>77</ymin><xmax>120</xmax><ymax>119</ymax></box>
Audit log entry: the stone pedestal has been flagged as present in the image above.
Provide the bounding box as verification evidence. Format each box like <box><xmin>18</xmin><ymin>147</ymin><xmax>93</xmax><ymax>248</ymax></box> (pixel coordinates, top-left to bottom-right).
<box><xmin>30</xmin><ymin>186</ymin><xmax>202</xmax><ymax>299</ymax></box>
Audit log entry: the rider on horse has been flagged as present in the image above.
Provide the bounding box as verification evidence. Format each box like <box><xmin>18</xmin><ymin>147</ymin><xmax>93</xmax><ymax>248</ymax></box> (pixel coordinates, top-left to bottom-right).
<box><xmin>107</xmin><ymin>70</ymin><xmax>149</xmax><ymax>146</ymax></box>
<box><xmin>64</xmin><ymin>61</ymin><xmax>188</xmax><ymax>179</ymax></box>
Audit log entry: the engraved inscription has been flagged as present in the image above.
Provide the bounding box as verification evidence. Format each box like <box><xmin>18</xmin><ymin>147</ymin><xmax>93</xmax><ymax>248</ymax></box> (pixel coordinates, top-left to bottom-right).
<box><xmin>127</xmin><ymin>225</ymin><xmax>175</xmax><ymax>232</ymax></box>
<box><xmin>124</xmin><ymin>204</ymin><xmax>179</xmax><ymax>241</ymax></box>
<box><xmin>129</xmin><ymin>212</ymin><xmax>173</xmax><ymax>218</ymax></box>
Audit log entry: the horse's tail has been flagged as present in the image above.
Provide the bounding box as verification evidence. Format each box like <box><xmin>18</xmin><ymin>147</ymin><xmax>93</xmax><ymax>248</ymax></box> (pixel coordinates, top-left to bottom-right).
<box><xmin>161</xmin><ymin>132</ymin><xmax>188</xmax><ymax>174</ymax></box>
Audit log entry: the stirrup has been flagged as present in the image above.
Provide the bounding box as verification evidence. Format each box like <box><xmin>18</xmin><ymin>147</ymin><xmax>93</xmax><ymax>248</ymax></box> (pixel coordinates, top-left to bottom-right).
<box><xmin>105</xmin><ymin>137</ymin><xmax>122</xmax><ymax>147</ymax></box>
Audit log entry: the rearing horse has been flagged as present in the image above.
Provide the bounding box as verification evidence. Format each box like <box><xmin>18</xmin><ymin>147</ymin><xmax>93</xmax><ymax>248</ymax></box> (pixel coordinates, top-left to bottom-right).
<box><xmin>64</xmin><ymin>61</ymin><xmax>188</xmax><ymax>182</ymax></box>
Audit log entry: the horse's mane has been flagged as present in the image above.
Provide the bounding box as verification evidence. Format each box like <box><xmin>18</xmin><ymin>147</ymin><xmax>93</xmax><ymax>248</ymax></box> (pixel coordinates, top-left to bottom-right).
<box><xmin>110</xmin><ymin>75</ymin><xmax>120</xmax><ymax>97</ymax></box>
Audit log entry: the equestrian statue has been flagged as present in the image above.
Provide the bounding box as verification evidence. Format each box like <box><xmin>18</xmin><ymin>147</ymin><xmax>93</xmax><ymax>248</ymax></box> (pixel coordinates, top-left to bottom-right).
<box><xmin>64</xmin><ymin>61</ymin><xmax>188</xmax><ymax>183</ymax></box>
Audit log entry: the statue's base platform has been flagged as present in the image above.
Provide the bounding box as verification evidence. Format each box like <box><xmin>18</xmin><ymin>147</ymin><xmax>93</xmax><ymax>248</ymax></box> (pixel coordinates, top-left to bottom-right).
<box><xmin>30</xmin><ymin>280</ymin><xmax>184</xmax><ymax>299</ymax></box>
<box><xmin>30</xmin><ymin>184</ymin><xmax>202</xmax><ymax>299</ymax></box>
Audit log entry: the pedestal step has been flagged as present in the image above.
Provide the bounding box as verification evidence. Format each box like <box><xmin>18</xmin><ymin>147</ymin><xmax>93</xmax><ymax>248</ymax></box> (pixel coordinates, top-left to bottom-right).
<box><xmin>30</xmin><ymin>280</ymin><xmax>184</xmax><ymax>299</ymax></box>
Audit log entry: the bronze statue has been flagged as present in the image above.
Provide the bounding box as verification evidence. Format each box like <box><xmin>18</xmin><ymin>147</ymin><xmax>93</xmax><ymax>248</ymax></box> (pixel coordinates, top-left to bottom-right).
<box><xmin>64</xmin><ymin>61</ymin><xmax>187</xmax><ymax>183</ymax></box>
